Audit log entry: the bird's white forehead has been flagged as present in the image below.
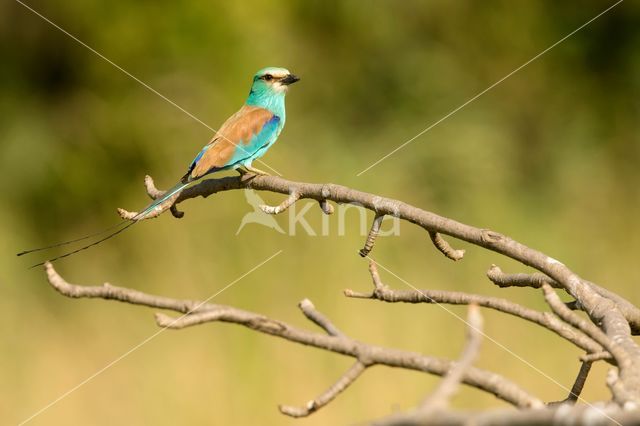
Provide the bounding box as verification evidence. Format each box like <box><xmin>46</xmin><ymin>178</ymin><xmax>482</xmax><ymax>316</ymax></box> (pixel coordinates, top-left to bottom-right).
<box><xmin>255</xmin><ymin>67</ymin><xmax>290</xmax><ymax>78</ymax></box>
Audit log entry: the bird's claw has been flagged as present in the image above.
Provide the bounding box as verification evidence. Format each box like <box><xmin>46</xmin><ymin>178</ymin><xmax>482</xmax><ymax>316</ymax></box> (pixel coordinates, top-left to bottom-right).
<box><xmin>237</xmin><ymin>165</ymin><xmax>270</xmax><ymax>176</ymax></box>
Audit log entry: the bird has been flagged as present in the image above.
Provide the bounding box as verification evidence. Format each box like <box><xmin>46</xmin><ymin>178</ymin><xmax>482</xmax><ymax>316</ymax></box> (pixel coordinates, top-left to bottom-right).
<box><xmin>18</xmin><ymin>67</ymin><xmax>299</xmax><ymax>265</ymax></box>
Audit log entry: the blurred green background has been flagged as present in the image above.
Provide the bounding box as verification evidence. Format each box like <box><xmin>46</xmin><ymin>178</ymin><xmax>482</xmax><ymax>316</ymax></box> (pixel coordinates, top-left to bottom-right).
<box><xmin>2</xmin><ymin>0</ymin><xmax>639</xmax><ymax>424</ymax></box>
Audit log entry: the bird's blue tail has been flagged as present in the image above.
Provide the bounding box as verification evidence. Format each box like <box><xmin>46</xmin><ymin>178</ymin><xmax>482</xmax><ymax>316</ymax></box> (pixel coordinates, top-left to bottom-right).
<box><xmin>135</xmin><ymin>181</ymin><xmax>189</xmax><ymax>221</ymax></box>
<box><xmin>18</xmin><ymin>181</ymin><xmax>189</xmax><ymax>267</ymax></box>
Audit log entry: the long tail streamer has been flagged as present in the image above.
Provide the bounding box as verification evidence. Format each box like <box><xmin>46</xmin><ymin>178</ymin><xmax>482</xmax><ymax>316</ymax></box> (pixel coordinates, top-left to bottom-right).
<box><xmin>19</xmin><ymin>180</ymin><xmax>189</xmax><ymax>267</ymax></box>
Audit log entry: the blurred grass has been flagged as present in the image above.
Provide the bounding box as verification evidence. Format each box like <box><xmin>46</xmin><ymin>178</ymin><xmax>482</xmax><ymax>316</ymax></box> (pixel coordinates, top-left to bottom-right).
<box><xmin>1</xmin><ymin>0</ymin><xmax>639</xmax><ymax>424</ymax></box>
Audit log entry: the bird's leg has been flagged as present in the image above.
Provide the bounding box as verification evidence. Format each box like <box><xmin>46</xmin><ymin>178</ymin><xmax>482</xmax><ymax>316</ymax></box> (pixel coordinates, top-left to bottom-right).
<box><xmin>243</xmin><ymin>165</ymin><xmax>270</xmax><ymax>176</ymax></box>
<box><xmin>236</xmin><ymin>166</ymin><xmax>259</xmax><ymax>183</ymax></box>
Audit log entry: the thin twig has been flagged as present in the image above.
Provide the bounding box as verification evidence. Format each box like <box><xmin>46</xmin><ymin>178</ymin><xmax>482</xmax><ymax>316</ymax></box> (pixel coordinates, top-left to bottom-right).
<box><xmin>487</xmin><ymin>264</ymin><xmax>553</xmax><ymax>288</ymax></box>
<box><xmin>299</xmin><ymin>299</ymin><xmax>344</xmax><ymax>337</ymax></box>
<box><xmin>429</xmin><ymin>231</ymin><xmax>465</xmax><ymax>261</ymax></box>
<box><xmin>567</xmin><ymin>361</ymin><xmax>593</xmax><ymax>404</ymax></box>
<box><xmin>45</xmin><ymin>262</ymin><xmax>206</xmax><ymax>313</ymax></box>
<box><xmin>260</xmin><ymin>191</ymin><xmax>300</xmax><ymax>214</ymax></box>
<box><xmin>279</xmin><ymin>361</ymin><xmax>366</xmax><ymax>417</ymax></box>
<box><xmin>420</xmin><ymin>304</ymin><xmax>484</xmax><ymax>412</ymax></box>
<box><xmin>123</xmin><ymin>174</ymin><xmax>638</xmax><ymax>353</ymax></box>
<box><xmin>117</xmin><ymin>191</ymin><xmax>183</xmax><ymax>221</ymax></box>
<box><xmin>547</xmin><ymin>361</ymin><xmax>593</xmax><ymax>406</ymax></box>
<box><xmin>488</xmin><ymin>265</ymin><xmax>640</xmax><ymax>335</ymax></box>
<box><xmin>345</xmin><ymin>262</ymin><xmax>604</xmax><ymax>355</ymax></box>
<box><xmin>45</xmin><ymin>262</ymin><xmax>543</xmax><ymax>409</ymax></box>
<box><xmin>541</xmin><ymin>283</ymin><xmax>639</xmax><ymax>406</ymax></box>
<box><xmin>142</xmin><ymin>175</ymin><xmax>185</xmax><ymax>218</ymax></box>
<box><xmin>542</xmin><ymin>284</ymin><xmax>623</xmax><ymax>364</ymax></box>
<box><xmin>318</xmin><ymin>199</ymin><xmax>334</xmax><ymax>215</ymax></box>
<box><xmin>581</xmin><ymin>351</ymin><xmax>613</xmax><ymax>363</ymax></box>
<box><xmin>83</xmin><ymin>171</ymin><xmax>640</xmax><ymax>406</ymax></box>
<box><xmin>373</xmin><ymin>404</ymin><xmax>638</xmax><ymax>426</ymax></box>
<box><xmin>359</xmin><ymin>214</ymin><xmax>384</xmax><ymax>257</ymax></box>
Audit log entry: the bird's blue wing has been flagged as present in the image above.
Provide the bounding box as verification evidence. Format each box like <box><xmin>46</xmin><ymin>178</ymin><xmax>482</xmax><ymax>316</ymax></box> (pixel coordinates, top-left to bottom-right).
<box><xmin>227</xmin><ymin>114</ymin><xmax>281</xmax><ymax>166</ymax></box>
<box><xmin>186</xmin><ymin>106</ymin><xmax>282</xmax><ymax>180</ymax></box>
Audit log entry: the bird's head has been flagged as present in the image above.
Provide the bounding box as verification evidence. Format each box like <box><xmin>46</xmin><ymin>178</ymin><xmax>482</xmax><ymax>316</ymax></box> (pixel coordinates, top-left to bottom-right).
<box><xmin>250</xmin><ymin>67</ymin><xmax>300</xmax><ymax>96</ymax></box>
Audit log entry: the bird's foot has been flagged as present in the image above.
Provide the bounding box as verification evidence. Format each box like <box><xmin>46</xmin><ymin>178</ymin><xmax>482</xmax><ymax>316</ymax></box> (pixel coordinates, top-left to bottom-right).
<box><xmin>239</xmin><ymin>165</ymin><xmax>270</xmax><ymax>176</ymax></box>
<box><xmin>236</xmin><ymin>167</ymin><xmax>257</xmax><ymax>183</ymax></box>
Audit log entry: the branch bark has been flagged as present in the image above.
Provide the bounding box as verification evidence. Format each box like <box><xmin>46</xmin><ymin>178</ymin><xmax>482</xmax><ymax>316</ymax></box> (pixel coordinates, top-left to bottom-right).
<box><xmin>487</xmin><ymin>265</ymin><xmax>640</xmax><ymax>335</ymax></box>
<box><xmin>44</xmin><ymin>262</ymin><xmax>543</xmax><ymax>410</ymax></box>
<box><xmin>373</xmin><ymin>404</ymin><xmax>640</xmax><ymax>426</ymax></box>
<box><xmin>115</xmin><ymin>173</ymin><xmax>640</xmax><ymax>407</ymax></box>
<box><xmin>345</xmin><ymin>262</ymin><xmax>605</xmax><ymax>357</ymax></box>
<box><xmin>41</xmin><ymin>172</ymin><xmax>640</xmax><ymax>421</ymax></box>
<box><xmin>420</xmin><ymin>304</ymin><xmax>484</xmax><ymax>411</ymax></box>
<box><xmin>279</xmin><ymin>361</ymin><xmax>365</xmax><ymax>417</ymax></box>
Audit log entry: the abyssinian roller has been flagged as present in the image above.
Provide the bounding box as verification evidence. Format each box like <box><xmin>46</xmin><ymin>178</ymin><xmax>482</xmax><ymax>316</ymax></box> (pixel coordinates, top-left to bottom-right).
<box><xmin>19</xmin><ymin>67</ymin><xmax>299</xmax><ymax>265</ymax></box>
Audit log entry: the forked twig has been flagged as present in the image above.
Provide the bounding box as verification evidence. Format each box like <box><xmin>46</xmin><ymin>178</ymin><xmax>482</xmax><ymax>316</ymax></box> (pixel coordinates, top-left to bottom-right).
<box><xmin>345</xmin><ymin>262</ymin><xmax>605</xmax><ymax>356</ymax></box>
<box><xmin>44</xmin><ymin>262</ymin><xmax>543</xmax><ymax>410</ymax></box>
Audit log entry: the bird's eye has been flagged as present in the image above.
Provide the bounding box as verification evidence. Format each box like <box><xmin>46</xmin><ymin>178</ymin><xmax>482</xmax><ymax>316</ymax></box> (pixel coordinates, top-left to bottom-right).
<box><xmin>263</xmin><ymin>74</ymin><xmax>273</xmax><ymax>81</ymax></box>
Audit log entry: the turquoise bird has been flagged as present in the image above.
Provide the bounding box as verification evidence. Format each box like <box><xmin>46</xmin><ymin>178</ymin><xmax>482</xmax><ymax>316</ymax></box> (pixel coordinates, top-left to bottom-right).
<box><xmin>142</xmin><ymin>66</ymin><xmax>299</xmax><ymax>218</ymax></box>
<box><xmin>19</xmin><ymin>67</ymin><xmax>299</xmax><ymax>265</ymax></box>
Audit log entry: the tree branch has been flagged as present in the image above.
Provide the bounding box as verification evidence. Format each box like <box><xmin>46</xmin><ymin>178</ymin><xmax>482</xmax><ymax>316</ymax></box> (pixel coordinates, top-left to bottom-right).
<box><xmin>420</xmin><ymin>304</ymin><xmax>484</xmax><ymax>411</ymax></box>
<box><xmin>373</xmin><ymin>305</ymin><xmax>485</xmax><ymax>425</ymax></box>
<box><xmin>298</xmin><ymin>298</ymin><xmax>344</xmax><ymax>337</ymax></box>
<box><xmin>53</xmin><ymin>172</ymin><xmax>640</xmax><ymax>412</ymax></box>
<box><xmin>487</xmin><ymin>265</ymin><xmax>640</xmax><ymax>335</ymax></box>
<box><xmin>541</xmin><ymin>284</ymin><xmax>623</xmax><ymax>364</ymax></box>
<box><xmin>44</xmin><ymin>262</ymin><xmax>543</xmax><ymax>410</ymax></box>
<box><xmin>279</xmin><ymin>361</ymin><xmax>366</xmax><ymax>417</ymax></box>
<box><xmin>429</xmin><ymin>231</ymin><xmax>465</xmax><ymax>261</ymax></box>
<box><xmin>373</xmin><ymin>404</ymin><xmax>640</xmax><ymax>426</ymax></box>
<box><xmin>345</xmin><ymin>262</ymin><xmax>605</xmax><ymax>356</ymax></box>
<box><xmin>359</xmin><ymin>213</ymin><xmax>384</xmax><ymax>257</ymax></box>
<box><xmin>561</xmin><ymin>361</ymin><xmax>593</xmax><ymax>405</ymax></box>
<box><xmin>318</xmin><ymin>199</ymin><xmax>334</xmax><ymax>215</ymax></box>
<box><xmin>260</xmin><ymin>190</ymin><xmax>300</xmax><ymax>215</ymax></box>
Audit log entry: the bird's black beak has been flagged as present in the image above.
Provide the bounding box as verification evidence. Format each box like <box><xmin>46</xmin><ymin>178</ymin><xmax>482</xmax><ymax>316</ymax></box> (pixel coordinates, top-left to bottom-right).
<box><xmin>281</xmin><ymin>74</ymin><xmax>300</xmax><ymax>85</ymax></box>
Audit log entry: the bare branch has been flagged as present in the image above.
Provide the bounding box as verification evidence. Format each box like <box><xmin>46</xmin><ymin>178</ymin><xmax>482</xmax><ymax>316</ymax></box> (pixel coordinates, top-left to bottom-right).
<box><xmin>345</xmin><ymin>262</ymin><xmax>604</xmax><ymax>355</ymax></box>
<box><xmin>45</xmin><ymin>262</ymin><xmax>207</xmax><ymax>314</ymax></box>
<box><xmin>142</xmin><ymin>175</ymin><xmax>185</xmax><ymax>218</ymax></box>
<box><xmin>369</xmin><ymin>260</ymin><xmax>386</xmax><ymax>290</ymax></box>
<box><xmin>116</xmin><ymin>207</ymin><xmax>139</xmax><ymax>221</ymax></box>
<box><xmin>143</xmin><ymin>174</ymin><xmax>165</xmax><ymax>199</ymax></box>
<box><xmin>373</xmin><ymin>404</ymin><xmax>639</xmax><ymax>426</ymax></box>
<box><xmin>45</xmin><ymin>263</ymin><xmax>543</xmax><ymax>409</ymax></box>
<box><xmin>546</xmin><ymin>361</ymin><xmax>594</xmax><ymax>407</ymax></box>
<box><xmin>61</xmin><ymin>171</ymin><xmax>640</xmax><ymax>408</ymax></box>
<box><xmin>420</xmin><ymin>304</ymin><xmax>484</xmax><ymax>412</ymax></box>
<box><xmin>120</xmin><ymin>174</ymin><xmax>638</xmax><ymax>380</ymax></box>
<box><xmin>260</xmin><ymin>191</ymin><xmax>300</xmax><ymax>214</ymax></box>
<box><xmin>566</xmin><ymin>361</ymin><xmax>593</xmax><ymax>404</ymax></box>
<box><xmin>117</xmin><ymin>175</ymin><xmax>184</xmax><ymax>221</ymax></box>
<box><xmin>541</xmin><ymin>284</ymin><xmax>640</xmax><ymax>407</ymax></box>
<box><xmin>542</xmin><ymin>284</ymin><xmax>623</xmax><ymax>364</ymax></box>
<box><xmin>279</xmin><ymin>361</ymin><xmax>366</xmax><ymax>418</ymax></box>
<box><xmin>488</xmin><ymin>265</ymin><xmax>640</xmax><ymax>335</ymax></box>
<box><xmin>486</xmin><ymin>264</ymin><xmax>553</xmax><ymax>289</ymax></box>
<box><xmin>429</xmin><ymin>231</ymin><xmax>465</xmax><ymax>261</ymax></box>
<box><xmin>299</xmin><ymin>298</ymin><xmax>344</xmax><ymax>337</ymax></box>
<box><xmin>581</xmin><ymin>351</ymin><xmax>613</xmax><ymax>363</ymax></box>
<box><xmin>359</xmin><ymin>214</ymin><xmax>384</xmax><ymax>257</ymax></box>
<box><xmin>318</xmin><ymin>199</ymin><xmax>334</xmax><ymax>215</ymax></box>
